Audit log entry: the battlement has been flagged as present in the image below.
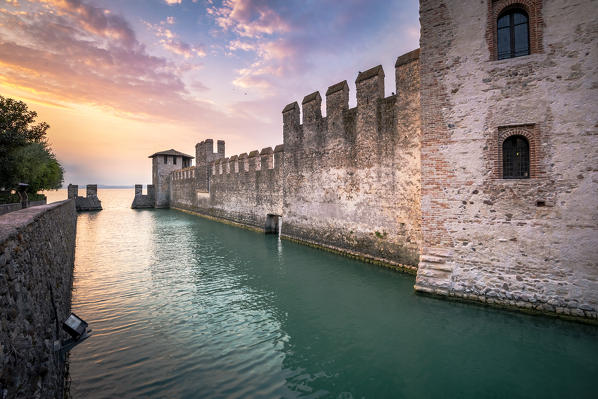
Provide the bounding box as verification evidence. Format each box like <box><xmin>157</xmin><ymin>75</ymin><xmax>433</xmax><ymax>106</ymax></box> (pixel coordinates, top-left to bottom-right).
<box><xmin>196</xmin><ymin>139</ymin><xmax>225</xmax><ymax>165</ymax></box>
<box><xmin>171</xmin><ymin>166</ymin><xmax>196</xmax><ymax>181</ymax></box>
<box><xmin>209</xmin><ymin>146</ymin><xmax>283</xmax><ymax>176</ymax></box>
<box><xmin>67</xmin><ymin>184</ymin><xmax>102</xmax><ymax>211</ymax></box>
<box><xmin>131</xmin><ymin>184</ymin><xmax>155</xmax><ymax>209</ymax></box>
<box><xmin>282</xmin><ymin>50</ymin><xmax>420</xmax><ymax>155</ymax></box>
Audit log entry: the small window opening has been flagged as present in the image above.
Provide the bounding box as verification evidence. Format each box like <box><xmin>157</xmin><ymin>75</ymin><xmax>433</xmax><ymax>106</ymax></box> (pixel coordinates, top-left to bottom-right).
<box><xmin>173</xmin><ymin>156</ymin><xmax>177</xmax><ymax>165</ymax></box>
<box><xmin>497</xmin><ymin>9</ymin><xmax>529</xmax><ymax>60</ymax></box>
<box><xmin>503</xmin><ymin>135</ymin><xmax>530</xmax><ymax>179</ymax></box>
<box><xmin>163</xmin><ymin>155</ymin><xmax>167</xmax><ymax>164</ymax></box>
<box><xmin>536</xmin><ymin>200</ymin><xmax>545</xmax><ymax>207</ymax></box>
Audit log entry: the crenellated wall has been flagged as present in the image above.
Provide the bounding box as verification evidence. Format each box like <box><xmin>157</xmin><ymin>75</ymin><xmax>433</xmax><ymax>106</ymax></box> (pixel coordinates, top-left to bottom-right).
<box><xmin>281</xmin><ymin>52</ymin><xmax>421</xmax><ymax>267</ymax></box>
<box><xmin>149</xmin><ymin>0</ymin><xmax>598</xmax><ymax>321</ymax></box>
<box><xmin>167</xmin><ymin>50</ymin><xmax>422</xmax><ymax>268</ymax></box>
<box><xmin>67</xmin><ymin>184</ymin><xmax>102</xmax><ymax>211</ymax></box>
<box><xmin>170</xmin><ymin>145</ymin><xmax>284</xmax><ymax>230</ymax></box>
<box><xmin>131</xmin><ymin>184</ymin><xmax>155</xmax><ymax>209</ymax></box>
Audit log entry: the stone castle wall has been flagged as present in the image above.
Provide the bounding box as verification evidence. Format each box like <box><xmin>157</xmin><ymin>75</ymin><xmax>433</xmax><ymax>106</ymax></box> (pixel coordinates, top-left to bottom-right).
<box><xmin>167</xmin><ymin>51</ymin><xmax>422</xmax><ymax>268</ymax></box>
<box><xmin>160</xmin><ymin>0</ymin><xmax>597</xmax><ymax>320</ymax></box>
<box><xmin>416</xmin><ymin>0</ymin><xmax>598</xmax><ymax>318</ymax></box>
<box><xmin>131</xmin><ymin>184</ymin><xmax>155</xmax><ymax>209</ymax></box>
<box><xmin>169</xmin><ymin>145</ymin><xmax>284</xmax><ymax>230</ymax></box>
<box><xmin>281</xmin><ymin>52</ymin><xmax>421</xmax><ymax>266</ymax></box>
<box><xmin>0</xmin><ymin>199</ymin><xmax>77</xmax><ymax>398</ymax></box>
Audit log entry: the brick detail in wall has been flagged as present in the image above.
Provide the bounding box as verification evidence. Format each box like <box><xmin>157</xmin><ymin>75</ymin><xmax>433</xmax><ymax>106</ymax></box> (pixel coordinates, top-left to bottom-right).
<box><xmin>486</xmin><ymin>0</ymin><xmax>544</xmax><ymax>60</ymax></box>
<box><xmin>489</xmin><ymin>124</ymin><xmax>543</xmax><ymax>179</ymax></box>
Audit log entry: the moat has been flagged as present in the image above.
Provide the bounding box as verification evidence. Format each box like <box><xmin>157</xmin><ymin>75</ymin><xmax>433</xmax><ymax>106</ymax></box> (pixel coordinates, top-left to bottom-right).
<box><xmin>47</xmin><ymin>189</ymin><xmax>598</xmax><ymax>398</ymax></box>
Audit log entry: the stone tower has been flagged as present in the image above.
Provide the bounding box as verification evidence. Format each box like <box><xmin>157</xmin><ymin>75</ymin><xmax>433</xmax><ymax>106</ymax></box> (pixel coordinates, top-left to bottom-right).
<box><xmin>149</xmin><ymin>149</ymin><xmax>194</xmax><ymax>208</ymax></box>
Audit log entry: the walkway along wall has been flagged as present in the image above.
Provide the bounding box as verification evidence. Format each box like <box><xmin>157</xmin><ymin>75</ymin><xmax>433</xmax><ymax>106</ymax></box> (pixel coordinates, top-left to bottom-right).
<box><xmin>0</xmin><ymin>200</ymin><xmax>77</xmax><ymax>398</ymax></box>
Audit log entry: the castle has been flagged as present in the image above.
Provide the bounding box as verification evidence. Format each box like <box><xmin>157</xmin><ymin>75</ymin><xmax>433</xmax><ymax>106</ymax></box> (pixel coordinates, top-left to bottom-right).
<box><xmin>134</xmin><ymin>0</ymin><xmax>597</xmax><ymax>321</ymax></box>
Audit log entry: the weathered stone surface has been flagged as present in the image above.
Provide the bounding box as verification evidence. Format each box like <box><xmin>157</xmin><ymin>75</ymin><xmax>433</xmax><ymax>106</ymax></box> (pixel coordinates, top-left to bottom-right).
<box><xmin>150</xmin><ymin>150</ymin><xmax>194</xmax><ymax>208</ymax></box>
<box><xmin>131</xmin><ymin>184</ymin><xmax>155</xmax><ymax>209</ymax></box>
<box><xmin>167</xmin><ymin>51</ymin><xmax>421</xmax><ymax>266</ymax></box>
<box><xmin>153</xmin><ymin>0</ymin><xmax>598</xmax><ymax>321</ymax></box>
<box><xmin>0</xmin><ymin>200</ymin><xmax>77</xmax><ymax>398</ymax></box>
<box><xmin>67</xmin><ymin>184</ymin><xmax>102</xmax><ymax>211</ymax></box>
<box><xmin>170</xmin><ymin>146</ymin><xmax>283</xmax><ymax>230</ymax></box>
<box><xmin>416</xmin><ymin>0</ymin><xmax>598</xmax><ymax>319</ymax></box>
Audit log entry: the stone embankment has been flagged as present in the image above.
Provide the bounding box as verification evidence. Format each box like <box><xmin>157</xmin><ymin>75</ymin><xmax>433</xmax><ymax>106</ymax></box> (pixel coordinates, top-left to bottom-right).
<box><xmin>0</xmin><ymin>200</ymin><xmax>77</xmax><ymax>398</ymax></box>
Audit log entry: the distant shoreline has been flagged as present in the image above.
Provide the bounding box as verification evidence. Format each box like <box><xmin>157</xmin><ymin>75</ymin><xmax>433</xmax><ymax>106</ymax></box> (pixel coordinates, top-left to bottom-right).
<box><xmin>54</xmin><ymin>186</ymin><xmax>135</xmax><ymax>189</ymax></box>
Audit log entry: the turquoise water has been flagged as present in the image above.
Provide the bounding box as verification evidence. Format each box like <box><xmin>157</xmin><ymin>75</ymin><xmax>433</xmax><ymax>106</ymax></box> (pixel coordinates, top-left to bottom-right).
<box><xmin>46</xmin><ymin>189</ymin><xmax>598</xmax><ymax>398</ymax></box>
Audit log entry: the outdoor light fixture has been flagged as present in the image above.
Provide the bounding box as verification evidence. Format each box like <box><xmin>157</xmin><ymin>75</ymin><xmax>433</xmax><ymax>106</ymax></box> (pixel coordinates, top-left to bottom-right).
<box><xmin>63</xmin><ymin>313</ymin><xmax>88</xmax><ymax>339</ymax></box>
<box><xmin>55</xmin><ymin>313</ymin><xmax>92</xmax><ymax>356</ymax></box>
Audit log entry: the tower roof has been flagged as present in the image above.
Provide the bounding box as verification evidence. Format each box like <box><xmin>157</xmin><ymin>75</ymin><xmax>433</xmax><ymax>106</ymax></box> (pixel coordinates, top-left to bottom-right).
<box><xmin>148</xmin><ymin>149</ymin><xmax>194</xmax><ymax>159</ymax></box>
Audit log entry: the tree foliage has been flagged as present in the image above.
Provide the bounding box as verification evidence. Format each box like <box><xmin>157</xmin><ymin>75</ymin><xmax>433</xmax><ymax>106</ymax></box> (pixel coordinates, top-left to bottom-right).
<box><xmin>0</xmin><ymin>95</ymin><xmax>63</xmax><ymax>192</ymax></box>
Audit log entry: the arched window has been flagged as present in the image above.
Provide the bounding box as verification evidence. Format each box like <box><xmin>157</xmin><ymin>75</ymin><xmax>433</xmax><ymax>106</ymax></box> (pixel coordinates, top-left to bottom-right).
<box><xmin>503</xmin><ymin>135</ymin><xmax>529</xmax><ymax>179</ymax></box>
<box><xmin>497</xmin><ymin>9</ymin><xmax>529</xmax><ymax>60</ymax></box>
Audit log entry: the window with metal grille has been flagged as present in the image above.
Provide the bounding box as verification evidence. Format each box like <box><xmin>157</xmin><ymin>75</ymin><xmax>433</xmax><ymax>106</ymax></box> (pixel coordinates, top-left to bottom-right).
<box><xmin>497</xmin><ymin>9</ymin><xmax>530</xmax><ymax>60</ymax></box>
<box><xmin>503</xmin><ymin>135</ymin><xmax>530</xmax><ymax>179</ymax></box>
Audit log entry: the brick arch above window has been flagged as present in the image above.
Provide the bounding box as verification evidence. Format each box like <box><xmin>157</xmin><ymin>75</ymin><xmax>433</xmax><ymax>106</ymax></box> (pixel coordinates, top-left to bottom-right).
<box><xmin>492</xmin><ymin>125</ymin><xmax>542</xmax><ymax>179</ymax></box>
<box><xmin>487</xmin><ymin>0</ymin><xmax>543</xmax><ymax>61</ymax></box>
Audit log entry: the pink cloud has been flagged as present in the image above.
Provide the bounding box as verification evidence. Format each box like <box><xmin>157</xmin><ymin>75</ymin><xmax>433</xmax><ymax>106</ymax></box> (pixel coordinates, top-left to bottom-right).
<box><xmin>0</xmin><ymin>3</ymin><xmax>217</xmax><ymax>127</ymax></box>
<box><xmin>145</xmin><ymin>20</ymin><xmax>207</xmax><ymax>59</ymax></box>
<box><xmin>38</xmin><ymin>0</ymin><xmax>137</xmax><ymax>49</ymax></box>
<box><xmin>229</xmin><ymin>38</ymin><xmax>300</xmax><ymax>91</ymax></box>
<box><xmin>208</xmin><ymin>0</ymin><xmax>289</xmax><ymax>38</ymax></box>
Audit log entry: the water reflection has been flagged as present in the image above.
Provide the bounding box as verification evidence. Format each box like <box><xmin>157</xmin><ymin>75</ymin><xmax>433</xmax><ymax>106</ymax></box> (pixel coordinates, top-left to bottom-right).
<box><xmin>42</xmin><ymin>189</ymin><xmax>598</xmax><ymax>399</ymax></box>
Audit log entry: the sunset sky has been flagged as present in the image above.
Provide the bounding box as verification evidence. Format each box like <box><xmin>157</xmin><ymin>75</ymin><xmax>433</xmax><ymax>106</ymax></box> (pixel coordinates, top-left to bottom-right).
<box><xmin>0</xmin><ymin>0</ymin><xmax>419</xmax><ymax>185</ymax></box>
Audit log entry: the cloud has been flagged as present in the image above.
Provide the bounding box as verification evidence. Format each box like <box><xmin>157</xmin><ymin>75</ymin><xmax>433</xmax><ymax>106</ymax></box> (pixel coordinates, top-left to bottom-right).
<box><xmin>145</xmin><ymin>20</ymin><xmax>207</xmax><ymax>59</ymax></box>
<box><xmin>207</xmin><ymin>0</ymin><xmax>289</xmax><ymax>38</ymax></box>
<box><xmin>210</xmin><ymin>0</ymin><xmax>418</xmax><ymax>94</ymax></box>
<box><xmin>38</xmin><ymin>0</ymin><xmax>137</xmax><ymax>49</ymax></box>
<box><xmin>166</xmin><ymin>16</ymin><xmax>175</xmax><ymax>24</ymax></box>
<box><xmin>164</xmin><ymin>0</ymin><xmax>182</xmax><ymax>5</ymax></box>
<box><xmin>0</xmin><ymin>2</ymin><xmax>214</xmax><ymax>125</ymax></box>
<box><xmin>189</xmin><ymin>80</ymin><xmax>209</xmax><ymax>92</ymax></box>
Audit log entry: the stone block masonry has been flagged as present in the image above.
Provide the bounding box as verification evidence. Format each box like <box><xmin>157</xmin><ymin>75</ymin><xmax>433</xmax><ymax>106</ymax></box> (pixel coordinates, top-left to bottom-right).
<box><xmin>165</xmin><ymin>52</ymin><xmax>422</xmax><ymax>269</ymax></box>
<box><xmin>281</xmin><ymin>54</ymin><xmax>421</xmax><ymax>267</ymax></box>
<box><xmin>416</xmin><ymin>0</ymin><xmax>598</xmax><ymax>320</ymax></box>
<box><xmin>67</xmin><ymin>184</ymin><xmax>102</xmax><ymax>211</ymax></box>
<box><xmin>169</xmin><ymin>145</ymin><xmax>284</xmax><ymax>230</ymax></box>
<box><xmin>148</xmin><ymin>0</ymin><xmax>598</xmax><ymax>322</ymax></box>
<box><xmin>131</xmin><ymin>184</ymin><xmax>155</xmax><ymax>209</ymax></box>
<box><xmin>0</xmin><ymin>199</ymin><xmax>77</xmax><ymax>398</ymax></box>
